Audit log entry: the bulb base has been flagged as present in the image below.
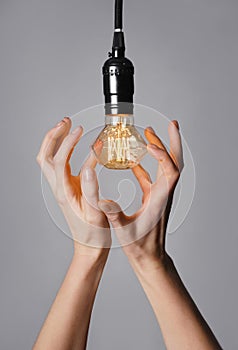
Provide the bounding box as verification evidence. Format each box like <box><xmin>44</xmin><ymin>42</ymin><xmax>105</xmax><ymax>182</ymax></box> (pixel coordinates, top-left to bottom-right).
<box><xmin>104</xmin><ymin>102</ymin><xmax>133</xmax><ymax>115</ymax></box>
<box><xmin>102</xmin><ymin>32</ymin><xmax>134</xmax><ymax>115</ymax></box>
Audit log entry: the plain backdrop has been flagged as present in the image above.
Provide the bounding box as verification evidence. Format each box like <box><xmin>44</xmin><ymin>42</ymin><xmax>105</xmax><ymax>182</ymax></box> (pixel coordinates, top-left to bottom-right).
<box><xmin>0</xmin><ymin>0</ymin><xmax>238</xmax><ymax>349</ymax></box>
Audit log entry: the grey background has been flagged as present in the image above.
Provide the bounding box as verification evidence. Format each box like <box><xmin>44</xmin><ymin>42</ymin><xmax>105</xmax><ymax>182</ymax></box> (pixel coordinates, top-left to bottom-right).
<box><xmin>0</xmin><ymin>0</ymin><xmax>237</xmax><ymax>349</ymax></box>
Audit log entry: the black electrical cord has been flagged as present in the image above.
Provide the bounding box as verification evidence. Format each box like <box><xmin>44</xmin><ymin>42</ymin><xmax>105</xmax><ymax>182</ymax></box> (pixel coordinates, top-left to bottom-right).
<box><xmin>112</xmin><ymin>0</ymin><xmax>125</xmax><ymax>54</ymax></box>
<box><xmin>115</xmin><ymin>0</ymin><xmax>123</xmax><ymax>30</ymax></box>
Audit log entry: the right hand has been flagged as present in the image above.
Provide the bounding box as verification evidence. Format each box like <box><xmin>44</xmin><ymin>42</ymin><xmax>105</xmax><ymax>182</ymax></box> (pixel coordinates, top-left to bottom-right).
<box><xmin>98</xmin><ymin>120</ymin><xmax>183</xmax><ymax>266</ymax></box>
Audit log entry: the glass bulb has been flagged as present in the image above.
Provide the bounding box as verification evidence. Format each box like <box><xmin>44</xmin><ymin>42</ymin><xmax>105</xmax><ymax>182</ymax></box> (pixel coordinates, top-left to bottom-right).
<box><xmin>92</xmin><ymin>115</ymin><xmax>147</xmax><ymax>169</ymax></box>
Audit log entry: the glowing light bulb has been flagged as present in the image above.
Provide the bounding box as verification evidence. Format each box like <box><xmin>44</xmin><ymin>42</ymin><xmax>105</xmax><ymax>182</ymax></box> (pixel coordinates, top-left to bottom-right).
<box><xmin>92</xmin><ymin>114</ymin><xmax>147</xmax><ymax>169</ymax></box>
<box><xmin>94</xmin><ymin>1</ymin><xmax>146</xmax><ymax>169</ymax></box>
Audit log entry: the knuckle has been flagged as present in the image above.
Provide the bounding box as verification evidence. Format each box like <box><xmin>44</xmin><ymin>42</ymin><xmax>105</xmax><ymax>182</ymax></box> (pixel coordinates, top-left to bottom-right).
<box><xmin>36</xmin><ymin>154</ymin><xmax>42</xmax><ymax>165</ymax></box>
<box><xmin>47</xmin><ymin>130</ymin><xmax>55</xmax><ymax>140</ymax></box>
<box><xmin>165</xmin><ymin>167</ymin><xmax>180</xmax><ymax>189</ymax></box>
<box><xmin>54</xmin><ymin>154</ymin><xmax>65</xmax><ymax>165</ymax></box>
<box><xmin>170</xmin><ymin>168</ymin><xmax>180</xmax><ymax>184</ymax></box>
<box><xmin>64</xmin><ymin>138</ymin><xmax>75</xmax><ymax>151</ymax></box>
<box><xmin>55</xmin><ymin>189</ymin><xmax>67</xmax><ymax>206</ymax></box>
<box><xmin>108</xmin><ymin>213</ymin><xmax>120</xmax><ymax>223</ymax></box>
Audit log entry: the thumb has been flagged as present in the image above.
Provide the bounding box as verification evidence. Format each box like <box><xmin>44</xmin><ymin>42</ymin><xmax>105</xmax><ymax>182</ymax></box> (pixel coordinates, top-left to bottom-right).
<box><xmin>98</xmin><ymin>200</ymin><xmax>126</xmax><ymax>228</ymax></box>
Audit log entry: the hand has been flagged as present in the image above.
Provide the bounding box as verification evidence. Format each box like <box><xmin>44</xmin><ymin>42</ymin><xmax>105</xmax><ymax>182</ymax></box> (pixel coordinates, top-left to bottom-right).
<box><xmin>37</xmin><ymin>117</ymin><xmax>111</xmax><ymax>261</ymax></box>
<box><xmin>98</xmin><ymin>120</ymin><xmax>183</xmax><ymax>267</ymax></box>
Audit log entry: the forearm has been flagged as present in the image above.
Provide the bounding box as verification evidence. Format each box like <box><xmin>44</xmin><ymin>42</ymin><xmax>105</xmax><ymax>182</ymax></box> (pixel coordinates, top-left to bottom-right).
<box><xmin>33</xmin><ymin>249</ymin><xmax>108</xmax><ymax>350</ymax></box>
<box><xmin>128</xmin><ymin>254</ymin><xmax>222</xmax><ymax>350</ymax></box>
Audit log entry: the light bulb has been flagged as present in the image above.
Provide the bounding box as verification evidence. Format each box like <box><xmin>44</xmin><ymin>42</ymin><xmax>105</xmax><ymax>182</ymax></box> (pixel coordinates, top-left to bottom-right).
<box><xmin>95</xmin><ymin>0</ymin><xmax>146</xmax><ymax>169</ymax></box>
<box><xmin>92</xmin><ymin>114</ymin><xmax>147</xmax><ymax>169</ymax></box>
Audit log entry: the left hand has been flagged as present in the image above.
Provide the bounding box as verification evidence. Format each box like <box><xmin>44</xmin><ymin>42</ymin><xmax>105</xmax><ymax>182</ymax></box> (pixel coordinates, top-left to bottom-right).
<box><xmin>37</xmin><ymin>117</ymin><xmax>111</xmax><ymax>261</ymax></box>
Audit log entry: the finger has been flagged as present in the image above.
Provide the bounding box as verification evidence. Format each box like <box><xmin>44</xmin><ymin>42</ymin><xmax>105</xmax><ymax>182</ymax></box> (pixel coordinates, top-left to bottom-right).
<box><xmin>37</xmin><ymin>117</ymin><xmax>71</xmax><ymax>163</ymax></box>
<box><xmin>54</xmin><ymin>126</ymin><xmax>83</xmax><ymax>193</ymax></box>
<box><xmin>145</xmin><ymin>127</ymin><xmax>169</xmax><ymax>178</ymax></box>
<box><xmin>54</xmin><ymin>126</ymin><xmax>83</xmax><ymax>165</ymax></box>
<box><xmin>132</xmin><ymin>164</ymin><xmax>152</xmax><ymax>194</ymax></box>
<box><xmin>168</xmin><ymin>120</ymin><xmax>184</xmax><ymax>172</ymax></box>
<box><xmin>81</xmin><ymin>150</ymin><xmax>98</xmax><ymax>173</ymax></box>
<box><xmin>53</xmin><ymin>117</ymin><xmax>72</xmax><ymax>157</ymax></box>
<box><xmin>37</xmin><ymin>118</ymin><xmax>71</xmax><ymax>188</ymax></box>
<box><xmin>92</xmin><ymin>139</ymin><xmax>103</xmax><ymax>160</ymax></box>
<box><xmin>98</xmin><ymin>200</ymin><xmax>127</xmax><ymax>228</ymax></box>
<box><xmin>144</xmin><ymin>127</ymin><xmax>166</xmax><ymax>150</ymax></box>
<box><xmin>147</xmin><ymin>144</ymin><xmax>179</xmax><ymax>183</ymax></box>
<box><xmin>81</xmin><ymin>167</ymin><xmax>100</xmax><ymax>213</ymax></box>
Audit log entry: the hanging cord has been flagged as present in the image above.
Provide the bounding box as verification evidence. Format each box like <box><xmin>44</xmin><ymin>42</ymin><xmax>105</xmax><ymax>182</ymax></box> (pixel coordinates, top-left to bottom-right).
<box><xmin>115</xmin><ymin>0</ymin><xmax>123</xmax><ymax>30</ymax></box>
<box><xmin>112</xmin><ymin>0</ymin><xmax>125</xmax><ymax>55</ymax></box>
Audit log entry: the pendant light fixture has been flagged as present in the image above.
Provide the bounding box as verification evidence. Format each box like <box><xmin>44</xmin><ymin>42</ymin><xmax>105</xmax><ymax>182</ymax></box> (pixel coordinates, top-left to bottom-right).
<box><xmin>92</xmin><ymin>0</ymin><xmax>147</xmax><ymax>169</ymax></box>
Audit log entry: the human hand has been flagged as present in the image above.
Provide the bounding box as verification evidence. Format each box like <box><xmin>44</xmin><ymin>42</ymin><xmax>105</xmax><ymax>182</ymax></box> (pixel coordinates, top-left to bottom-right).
<box><xmin>98</xmin><ymin>120</ymin><xmax>183</xmax><ymax>268</ymax></box>
<box><xmin>37</xmin><ymin>117</ymin><xmax>111</xmax><ymax>261</ymax></box>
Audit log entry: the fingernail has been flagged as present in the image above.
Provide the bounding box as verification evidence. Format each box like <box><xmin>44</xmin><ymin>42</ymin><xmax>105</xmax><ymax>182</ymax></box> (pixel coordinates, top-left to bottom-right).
<box><xmin>83</xmin><ymin>167</ymin><xmax>94</xmax><ymax>181</ymax></box>
<box><xmin>72</xmin><ymin>126</ymin><xmax>82</xmax><ymax>135</ymax></box>
<box><xmin>172</xmin><ymin>120</ymin><xmax>179</xmax><ymax>130</ymax></box>
<box><xmin>95</xmin><ymin>139</ymin><xmax>103</xmax><ymax>146</ymax></box>
<box><xmin>146</xmin><ymin>126</ymin><xmax>155</xmax><ymax>134</ymax></box>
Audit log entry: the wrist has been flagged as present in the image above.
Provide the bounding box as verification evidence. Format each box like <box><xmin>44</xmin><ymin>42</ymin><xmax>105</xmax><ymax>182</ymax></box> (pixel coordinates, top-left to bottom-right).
<box><xmin>65</xmin><ymin>250</ymin><xmax>108</xmax><ymax>295</ymax></box>
<box><xmin>73</xmin><ymin>242</ymin><xmax>109</xmax><ymax>269</ymax></box>
<box><xmin>127</xmin><ymin>250</ymin><xmax>174</xmax><ymax>276</ymax></box>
